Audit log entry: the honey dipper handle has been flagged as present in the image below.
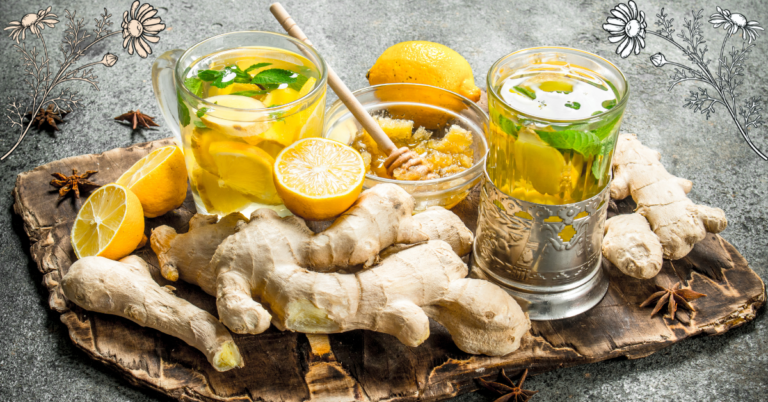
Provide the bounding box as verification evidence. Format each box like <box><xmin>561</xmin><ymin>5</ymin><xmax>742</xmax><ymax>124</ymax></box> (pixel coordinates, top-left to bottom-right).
<box><xmin>269</xmin><ymin>3</ymin><xmax>398</xmax><ymax>155</ymax></box>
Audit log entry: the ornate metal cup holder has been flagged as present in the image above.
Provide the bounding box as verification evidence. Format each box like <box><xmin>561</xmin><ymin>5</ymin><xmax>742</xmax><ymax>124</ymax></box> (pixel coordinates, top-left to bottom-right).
<box><xmin>471</xmin><ymin>170</ymin><xmax>611</xmax><ymax>320</ymax></box>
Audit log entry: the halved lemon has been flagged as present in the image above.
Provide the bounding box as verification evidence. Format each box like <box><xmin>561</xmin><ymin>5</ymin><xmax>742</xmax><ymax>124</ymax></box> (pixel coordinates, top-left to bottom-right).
<box><xmin>209</xmin><ymin>141</ymin><xmax>281</xmax><ymax>205</ymax></box>
<box><xmin>71</xmin><ymin>183</ymin><xmax>145</xmax><ymax>260</ymax></box>
<box><xmin>116</xmin><ymin>145</ymin><xmax>188</xmax><ymax>218</ymax></box>
<box><xmin>274</xmin><ymin>138</ymin><xmax>365</xmax><ymax>220</ymax></box>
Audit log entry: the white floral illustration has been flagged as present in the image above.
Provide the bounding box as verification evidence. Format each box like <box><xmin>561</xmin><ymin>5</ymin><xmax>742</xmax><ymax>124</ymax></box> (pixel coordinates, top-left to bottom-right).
<box><xmin>709</xmin><ymin>6</ymin><xmax>763</xmax><ymax>43</ymax></box>
<box><xmin>121</xmin><ymin>1</ymin><xmax>165</xmax><ymax>58</ymax></box>
<box><xmin>602</xmin><ymin>2</ymin><xmax>766</xmax><ymax>161</ymax></box>
<box><xmin>603</xmin><ymin>1</ymin><xmax>647</xmax><ymax>58</ymax></box>
<box><xmin>1</xmin><ymin>2</ymin><xmax>166</xmax><ymax>160</ymax></box>
<box><xmin>4</xmin><ymin>7</ymin><xmax>58</xmax><ymax>43</ymax></box>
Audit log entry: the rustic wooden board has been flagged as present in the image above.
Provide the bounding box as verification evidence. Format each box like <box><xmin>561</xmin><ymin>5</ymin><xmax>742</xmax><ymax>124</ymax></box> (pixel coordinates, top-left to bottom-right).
<box><xmin>13</xmin><ymin>138</ymin><xmax>765</xmax><ymax>402</ymax></box>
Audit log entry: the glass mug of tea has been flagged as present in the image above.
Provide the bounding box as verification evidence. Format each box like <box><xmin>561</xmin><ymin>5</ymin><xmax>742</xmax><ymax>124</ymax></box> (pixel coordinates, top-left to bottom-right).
<box><xmin>152</xmin><ymin>31</ymin><xmax>328</xmax><ymax>216</ymax></box>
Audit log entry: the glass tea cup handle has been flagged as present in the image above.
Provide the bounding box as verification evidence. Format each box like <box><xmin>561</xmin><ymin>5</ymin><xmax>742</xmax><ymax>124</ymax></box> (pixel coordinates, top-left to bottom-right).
<box><xmin>151</xmin><ymin>49</ymin><xmax>185</xmax><ymax>142</ymax></box>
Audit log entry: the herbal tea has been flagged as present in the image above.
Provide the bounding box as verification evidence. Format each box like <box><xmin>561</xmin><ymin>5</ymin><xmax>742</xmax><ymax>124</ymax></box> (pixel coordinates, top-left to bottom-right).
<box><xmin>178</xmin><ymin>46</ymin><xmax>326</xmax><ymax>216</ymax></box>
<box><xmin>488</xmin><ymin>59</ymin><xmax>625</xmax><ymax>204</ymax></box>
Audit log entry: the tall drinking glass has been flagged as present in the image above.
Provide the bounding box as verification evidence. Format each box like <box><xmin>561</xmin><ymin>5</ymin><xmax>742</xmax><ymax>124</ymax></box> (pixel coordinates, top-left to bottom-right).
<box><xmin>474</xmin><ymin>47</ymin><xmax>629</xmax><ymax>320</ymax></box>
<box><xmin>152</xmin><ymin>31</ymin><xmax>328</xmax><ymax>217</ymax></box>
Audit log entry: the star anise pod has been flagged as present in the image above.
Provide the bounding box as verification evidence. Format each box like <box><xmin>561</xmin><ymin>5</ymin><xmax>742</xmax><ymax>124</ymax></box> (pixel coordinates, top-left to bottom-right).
<box><xmin>114</xmin><ymin>109</ymin><xmax>159</xmax><ymax>130</ymax></box>
<box><xmin>640</xmin><ymin>282</ymin><xmax>706</xmax><ymax>321</ymax></box>
<box><xmin>477</xmin><ymin>368</ymin><xmax>538</xmax><ymax>402</ymax></box>
<box><xmin>26</xmin><ymin>104</ymin><xmax>68</xmax><ymax>131</ymax></box>
<box><xmin>50</xmin><ymin>169</ymin><xmax>99</xmax><ymax>199</ymax></box>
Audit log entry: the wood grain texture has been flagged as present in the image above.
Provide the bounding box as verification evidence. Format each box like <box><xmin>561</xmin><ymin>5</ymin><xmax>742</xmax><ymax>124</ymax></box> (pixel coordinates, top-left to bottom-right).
<box><xmin>13</xmin><ymin>138</ymin><xmax>765</xmax><ymax>402</ymax></box>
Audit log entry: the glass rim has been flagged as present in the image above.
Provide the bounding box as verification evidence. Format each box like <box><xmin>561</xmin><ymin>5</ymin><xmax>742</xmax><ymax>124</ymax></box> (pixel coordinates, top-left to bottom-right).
<box><xmin>486</xmin><ymin>46</ymin><xmax>629</xmax><ymax>124</ymax></box>
<box><xmin>325</xmin><ymin>82</ymin><xmax>489</xmax><ymax>186</ymax></box>
<box><xmin>174</xmin><ymin>30</ymin><xmax>328</xmax><ymax>114</ymax></box>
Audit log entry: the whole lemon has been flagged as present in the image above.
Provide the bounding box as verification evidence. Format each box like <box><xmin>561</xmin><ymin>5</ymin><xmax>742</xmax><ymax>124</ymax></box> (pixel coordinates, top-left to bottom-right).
<box><xmin>367</xmin><ymin>41</ymin><xmax>481</xmax><ymax>102</ymax></box>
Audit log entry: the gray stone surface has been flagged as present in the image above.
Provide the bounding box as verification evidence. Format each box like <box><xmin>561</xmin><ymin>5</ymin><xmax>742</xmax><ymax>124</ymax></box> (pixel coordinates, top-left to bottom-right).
<box><xmin>0</xmin><ymin>0</ymin><xmax>766</xmax><ymax>401</ymax></box>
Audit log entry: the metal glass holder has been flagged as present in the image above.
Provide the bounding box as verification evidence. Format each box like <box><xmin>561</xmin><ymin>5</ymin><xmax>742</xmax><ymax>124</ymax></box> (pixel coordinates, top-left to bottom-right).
<box><xmin>471</xmin><ymin>171</ymin><xmax>610</xmax><ymax>320</ymax></box>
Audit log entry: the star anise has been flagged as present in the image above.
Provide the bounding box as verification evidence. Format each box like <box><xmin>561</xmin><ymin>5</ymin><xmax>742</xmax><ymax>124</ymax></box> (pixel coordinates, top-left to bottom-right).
<box><xmin>640</xmin><ymin>282</ymin><xmax>706</xmax><ymax>320</ymax></box>
<box><xmin>26</xmin><ymin>104</ymin><xmax>68</xmax><ymax>131</ymax></box>
<box><xmin>477</xmin><ymin>368</ymin><xmax>538</xmax><ymax>402</ymax></box>
<box><xmin>114</xmin><ymin>109</ymin><xmax>159</xmax><ymax>130</ymax></box>
<box><xmin>50</xmin><ymin>169</ymin><xmax>99</xmax><ymax>199</ymax></box>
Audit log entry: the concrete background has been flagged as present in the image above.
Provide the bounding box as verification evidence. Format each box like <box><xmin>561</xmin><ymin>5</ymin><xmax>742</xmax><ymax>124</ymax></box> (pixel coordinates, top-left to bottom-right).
<box><xmin>0</xmin><ymin>0</ymin><xmax>766</xmax><ymax>400</ymax></box>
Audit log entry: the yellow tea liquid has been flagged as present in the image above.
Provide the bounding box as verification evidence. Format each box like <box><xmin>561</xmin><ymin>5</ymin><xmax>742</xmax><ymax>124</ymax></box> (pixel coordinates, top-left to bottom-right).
<box><xmin>178</xmin><ymin>46</ymin><xmax>326</xmax><ymax>216</ymax></box>
<box><xmin>488</xmin><ymin>62</ymin><xmax>624</xmax><ymax>204</ymax></box>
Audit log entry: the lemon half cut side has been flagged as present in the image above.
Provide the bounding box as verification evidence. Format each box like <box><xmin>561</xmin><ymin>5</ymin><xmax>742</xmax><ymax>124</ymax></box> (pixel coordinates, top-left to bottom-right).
<box><xmin>71</xmin><ymin>183</ymin><xmax>145</xmax><ymax>260</ymax></box>
<box><xmin>274</xmin><ymin>138</ymin><xmax>365</xmax><ymax>221</ymax></box>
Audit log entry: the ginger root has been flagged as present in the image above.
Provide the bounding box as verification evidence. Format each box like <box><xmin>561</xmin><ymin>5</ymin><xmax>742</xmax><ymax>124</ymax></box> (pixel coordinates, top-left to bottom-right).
<box><xmin>151</xmin><ymin>184</ymin><xmax>474</xmax><ymax>285</ymax></box>
<box><xmin>151</xmin><ymin>212</ymin><xmax>247</xmax><ymax>294</ymax></box>
<box><xmin>151</xmin><ymin>184</ymin><xmax>528</xmax><ymax>356</ymax></box>
<box><xmin>603</xmin><ymin>134</ymin><xmax>728</xmax><ymax>278</ymax></box>
<box><xmin>61</xmin><ymin>255</ymin><xmax>243</xmax><ymax>372</ymax></box>
<box><xmin>602</xmin><ymin>214</ymin><xmax>663</xmax><ymax>279</ymax></box>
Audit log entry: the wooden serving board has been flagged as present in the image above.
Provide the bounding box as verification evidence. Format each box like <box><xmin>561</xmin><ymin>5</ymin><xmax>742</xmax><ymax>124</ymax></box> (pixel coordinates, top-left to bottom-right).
<box><xmin>13</xmin><ymin>139</ymin><xmax>765</xmax><ymax>402</ymax></box>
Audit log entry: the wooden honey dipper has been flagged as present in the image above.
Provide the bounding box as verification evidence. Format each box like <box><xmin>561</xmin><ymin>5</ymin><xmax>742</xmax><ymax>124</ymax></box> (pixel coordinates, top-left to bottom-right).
<box><xmin>270</xmin><ymin>3</ymin><xmax>428</xmax><ymax>178</ymax></box>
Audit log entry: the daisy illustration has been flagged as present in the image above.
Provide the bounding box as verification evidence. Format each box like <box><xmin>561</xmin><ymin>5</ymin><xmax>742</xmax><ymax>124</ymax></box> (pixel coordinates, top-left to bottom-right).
<box><xmin>603</xmin><ymin>0</ymin><xmax>647</xmax><ymax>58</ymax></box>
<box><xmin>4</xmin><ymin>6</ymin><xmax>58</xmax><ymax>43</ymax></box>
<box><xmin>601</xmin><ymin>2</ymin><xmax>767</xmax><ymax>160</ymax></box>
<box><xmin>1</xmin><ymin>2</ymin><xmax>166</xmax><ymax>160</ymax></box>
<box><xmin>122</xmin><ymin>0</ymin><xmax>165</xmax><ymax>58</ymax></box>
<box><xmin>709</xmin><ymin>6</ymin><xmax>763</xmax><ymax>43</ymax></box>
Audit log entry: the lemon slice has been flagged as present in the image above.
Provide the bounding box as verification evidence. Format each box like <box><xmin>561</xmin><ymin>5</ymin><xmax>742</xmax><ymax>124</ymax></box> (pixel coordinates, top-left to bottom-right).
<box><xmin>191</xmin><ymin>128</ymin><xmax>229</xmax><ymax>175</ymax></box>
<box><xmin>116</xmin><ymin>145</ymin><xmax>188</xmax><ymax>218</ymax></box>
<box><xmin>71</xmin><ymin>183</ymin><xmax>145</xmax><ymax>260</ymax></box>
<box><xmin>242</xmin><ymin>78</ymin><xmax>318</xmax><ymax>147</ymax></box>
<box><xmin>274</xmin><ymin>138</ymin><xmax>365</xmax><ymax>220</ymax></box>
<box><xmin>209</xmin><ymin>141</ymin><xmax>280</xmax><ymax>204</ymax></box>
<box><xmin>200</xmin><ymin>95</ymin><xmax>271</xmax><ymax>138</ymax></box>
<box><xmin>513</xmin><ymin>130</ymin><xmax>580</xmax><ymax>196</ymax></box>
<box><xmin>192</xmin><ymin>168</ymin><xmax>253</xmax><ymax>215</ymax></box>
<box><xmin>262</xmin><ymin>87</ymin><xmax>300</xmax><ymax>107</ymax></box>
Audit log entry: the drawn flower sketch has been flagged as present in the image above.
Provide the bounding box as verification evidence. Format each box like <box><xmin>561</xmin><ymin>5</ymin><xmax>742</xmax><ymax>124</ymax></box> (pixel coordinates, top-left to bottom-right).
<box><xmin>1</xmin><ymin>1</ymin><xmax>166</xmax><ymax>161</ymax></box>
<box><xmin>603</xmin><ymin>1</ymin><xmax>766</xmax><ymax>160</ymax></box>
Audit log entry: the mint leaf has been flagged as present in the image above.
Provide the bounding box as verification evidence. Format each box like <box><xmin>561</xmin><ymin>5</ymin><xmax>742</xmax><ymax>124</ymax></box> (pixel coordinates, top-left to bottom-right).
<box><xmin>196</xmin><ymin>107</ymin><xmax>208</xmax><ymax>118</ymax></box>
<box><xmin>513</xmin><ymin>85</ymin><xmax>536</xmax><ymax>100</ymax></box>
<box><xmin>602</xmin><ymin>99</ymin><xmax>617</xmax><ymax>110</ymax></box>
<box><xmin>591</xmin><ymin>140</ymin><xmax>614</xmax><ymax>180</ymax></box>
<box><xmin>185</xmin><ymin>77</ymin><xmax>204</xmax><ymax>97</ymax></box>
<box><xmin>593</xmin><ymin>114</ymin><xmax>622</xmax><ymax>140</ymax></box>
<box><xmin>177</xmin><ymin>92</ymin><xmax>190</xmax><ymax>127</ymax></box>
<box><xmin>231</xmin><ymin>90</ymin><xmax>268</xmax><ymax>97</ymax></box>
<box><xmin>565</xmin><ymin>101</ymin><xmax>581</xmax><ymax>110</ymax></box>
<box><xmin>245</xmin><ymin>62</ymin><xmax>272</xmax><ymax>73</ymax></box>
<box><xmin>197</xmin><ymin>70</ymin><xmax>220</xmax><ymax>82</ymax></box>
<box><xmin>535</xmin><ymin>129</ymin><xmax>600</xmax><ymax>157</ymax></box>
<box><xmin>288</xmin><ymin>73</ymin><xmax>309</xmax><ymax>91</ymax></box>
<box><xmin>252</xmin><ymin>68</ymin><xmax>298</xmax><ymax>86</ymax></box>
<box><xmin>194</xmin><ymin>120</ymin><xmax>209</xmax><ymax>129</ymax></box>
<box><xmin>497</xmin><ymin>114</ymin><xmax>520</xmax><ymax>139</ymax></box>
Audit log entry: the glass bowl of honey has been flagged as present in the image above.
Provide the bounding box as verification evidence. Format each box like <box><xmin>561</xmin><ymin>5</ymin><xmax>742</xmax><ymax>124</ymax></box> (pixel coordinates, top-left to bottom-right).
<box><xmin>323</xmin><ymin>83</ymin><xmax>488</xmax><ymax>212</ymax></box>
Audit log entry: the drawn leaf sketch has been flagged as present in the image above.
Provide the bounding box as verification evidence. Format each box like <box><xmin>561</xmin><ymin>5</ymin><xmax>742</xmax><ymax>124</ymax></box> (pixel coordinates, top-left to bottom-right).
<box><xmin>603</xmin><ymin>1</ymin><xmax>766</xmax><ymax>160</ymax></box>
<box><xmin>1</xmin><ymin>1</ymin><xmax>166</xmax><ymax>161</ymax></box>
